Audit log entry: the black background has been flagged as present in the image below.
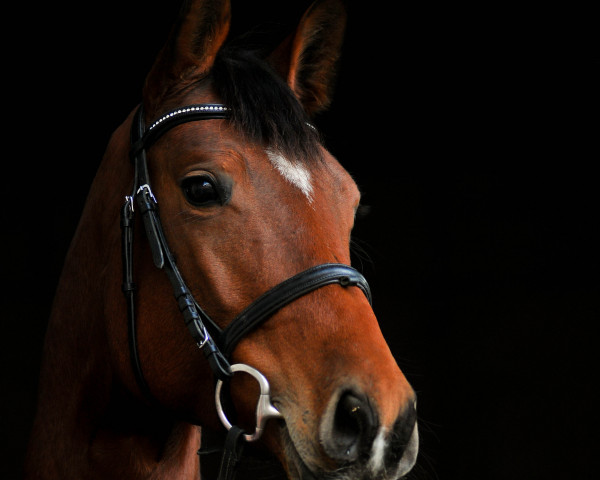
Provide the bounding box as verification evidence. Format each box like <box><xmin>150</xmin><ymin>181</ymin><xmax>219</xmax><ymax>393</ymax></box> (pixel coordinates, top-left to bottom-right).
<box><xmin>2</xmin><ymin>1</ymin><xmax>599</xmax><ymax>479</ymax></box>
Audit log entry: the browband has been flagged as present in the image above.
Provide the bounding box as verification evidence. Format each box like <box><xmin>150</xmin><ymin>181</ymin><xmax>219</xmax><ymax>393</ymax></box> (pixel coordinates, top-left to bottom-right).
<box><xmin>130</xmin><ymin>104</ymin><xmax>231</xmax><ymax>160</ymax></box>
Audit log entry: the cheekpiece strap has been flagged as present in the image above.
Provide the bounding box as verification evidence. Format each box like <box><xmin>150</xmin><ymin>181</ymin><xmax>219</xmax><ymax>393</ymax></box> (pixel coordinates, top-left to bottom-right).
<box><xmin>127</xmin><ymin>104</ymin><xmax>233</xmax><ymax>385</ymax></box>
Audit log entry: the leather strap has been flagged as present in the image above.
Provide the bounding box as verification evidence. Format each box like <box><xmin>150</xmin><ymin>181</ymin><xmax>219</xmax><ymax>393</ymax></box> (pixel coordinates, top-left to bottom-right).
<box><xmin>121</xmin><ymin>197</ymin><xmax>158</xmax><ymax>403</ymax></box>
<box><xmin>130</xmin><ymin>104</ymin><xmax>231</xmax><ymax>160</ymax></box>
<box><xmin>125</xmin><ymin>106</ymin><xmax>232</xmax><ymax>396</ymax></box>
<box><xmin>217</xmin><ymin>426</ymin><xmax>246</xmax><ymax>480</ymax></box>
<box><xmin>219</xmin><ymin>263</ymin><xmax>371</xmax><ymax>357</ymax></box>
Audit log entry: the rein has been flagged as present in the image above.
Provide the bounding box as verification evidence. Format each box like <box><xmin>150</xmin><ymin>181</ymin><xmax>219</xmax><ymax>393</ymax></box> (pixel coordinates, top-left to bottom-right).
<box><xmin>121</xmin><ymin>103</ymin><xmax>372</xmax><ymax>479</ymax></box>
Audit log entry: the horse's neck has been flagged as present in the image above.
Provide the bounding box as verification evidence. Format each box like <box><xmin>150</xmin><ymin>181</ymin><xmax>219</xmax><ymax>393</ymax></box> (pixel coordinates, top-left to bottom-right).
<box><xmin>28</xmin><ymin>317</ymin><xmax>201</xmax><ymax>478</ymax></box>
<box><xmin>85</xmin><ymin>386</ymin><xmax>202</xmax><ymax>479</ymax></box>
<box><xmin>27</xmin><ymin>379</ymin><xmax>201</xmax><ymax>478</ymax></box>
<box><xmin>26</xmin><ymin>123</ymin><xmax>201</xmax><ymax>479</ymax></box>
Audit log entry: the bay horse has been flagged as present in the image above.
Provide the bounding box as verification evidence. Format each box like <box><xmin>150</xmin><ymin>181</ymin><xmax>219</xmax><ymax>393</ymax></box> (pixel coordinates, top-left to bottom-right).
<box><xmin>25</xmin><ymin>1</ymin><xmax>418</xmax><ymax>479</ymax></box>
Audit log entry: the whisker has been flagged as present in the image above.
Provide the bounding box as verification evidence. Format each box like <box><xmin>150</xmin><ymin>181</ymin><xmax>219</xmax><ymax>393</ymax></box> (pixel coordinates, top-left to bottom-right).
<box><xmin>404</xmin><ymin>415</ymin><xmax>441</xmax><ymax>480</ymax></box>
<box><xmin>350</xmin><ymin>236</ymin><xmax>374</xmax><ymax>272</ymax></box>
<box><xmin>404</xmin><ymin>449</ymin><xmax>440</xmax><ymax>480</ymax></box>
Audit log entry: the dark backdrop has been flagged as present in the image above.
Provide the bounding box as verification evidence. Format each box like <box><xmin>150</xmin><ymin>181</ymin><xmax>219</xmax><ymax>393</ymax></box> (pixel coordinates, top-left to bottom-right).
<box><xmin>3</xmin><ymin>1</ymin><xmax>598</xmax><ymax>479</ymax></box>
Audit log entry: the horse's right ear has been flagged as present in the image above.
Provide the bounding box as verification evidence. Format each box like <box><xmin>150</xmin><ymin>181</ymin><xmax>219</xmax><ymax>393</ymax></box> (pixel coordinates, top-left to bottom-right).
<box><xmin>268</xmin><ymin>0</ymin><xmax>347</xmax><ymax>117</ymax></box>
<box><xmin>143</xmin><ymin>0</ymin><xmax>231</xmax><ymax>113</ymax></box>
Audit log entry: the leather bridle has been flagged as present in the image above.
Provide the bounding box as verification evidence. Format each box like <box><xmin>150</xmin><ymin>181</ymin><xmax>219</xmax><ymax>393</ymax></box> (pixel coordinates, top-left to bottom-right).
<box><xmin>121</xmin><ymin>103</ymin><xmax>372</xmax><ymax>479</ymax></box>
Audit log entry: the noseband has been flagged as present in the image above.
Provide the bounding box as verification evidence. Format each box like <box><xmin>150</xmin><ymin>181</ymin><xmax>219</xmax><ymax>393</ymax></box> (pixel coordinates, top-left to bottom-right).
<box><xmin>122</xmin><ymin>103</ymin><xmax>371</xmax><ymax>478</ymax></box>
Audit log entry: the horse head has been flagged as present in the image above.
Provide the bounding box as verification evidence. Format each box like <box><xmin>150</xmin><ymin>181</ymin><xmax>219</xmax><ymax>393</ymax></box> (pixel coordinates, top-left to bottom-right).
<box><xmin>26</xmin><ymin>1</ymin><xmax>417</xmax><ymax>479</ymax></box>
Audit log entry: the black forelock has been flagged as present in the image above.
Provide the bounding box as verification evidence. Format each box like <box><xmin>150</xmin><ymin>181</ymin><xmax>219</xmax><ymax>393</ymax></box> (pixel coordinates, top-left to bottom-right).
<box><xmin>210</xmin><ymin>45</ymin><xmax>322</xmax><ymax>162</ymax></box>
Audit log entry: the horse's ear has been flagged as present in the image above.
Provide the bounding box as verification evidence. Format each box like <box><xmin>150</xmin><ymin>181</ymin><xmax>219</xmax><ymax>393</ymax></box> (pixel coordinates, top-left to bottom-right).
<box><xmin>268</xmin><ymin>0</ymin><xmax>347</xmax><ymax>117</ymax></box>
<box><xmin>143</xmin><ymin>0</ymin><xmax>231</xmax><ymax>112</ymax></box>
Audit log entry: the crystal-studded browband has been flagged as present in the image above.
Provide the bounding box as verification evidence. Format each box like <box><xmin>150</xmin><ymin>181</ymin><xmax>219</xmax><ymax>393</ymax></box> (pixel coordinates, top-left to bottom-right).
<box><xmin>130</xmin><ymin>104</ymin><xmax>231</xmax><ymax>159</ymax></box>
<box><xmin>147</xmin><ymin>104</ymin><xmax>230</xmax><ymax>132</ymax></box>
<box><xmin>129</xmin><ymin>103</ymin><xmax>317</xmax><ymax>161</ymax></box>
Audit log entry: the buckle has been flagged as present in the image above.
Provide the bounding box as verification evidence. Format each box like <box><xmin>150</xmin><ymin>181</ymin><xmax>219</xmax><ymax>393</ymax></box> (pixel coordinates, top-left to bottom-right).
<box><xmin>137</xmin><ymin>184</ymin><xmax>157</xmax><ymax>204</ymax></box>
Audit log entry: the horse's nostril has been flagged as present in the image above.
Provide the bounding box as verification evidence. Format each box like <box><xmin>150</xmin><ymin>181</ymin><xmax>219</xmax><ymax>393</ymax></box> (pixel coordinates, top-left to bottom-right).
<box><xmin>325</xmin><ymin>391</ymin><xmax>377</xmax><ymax>462</ymax></box>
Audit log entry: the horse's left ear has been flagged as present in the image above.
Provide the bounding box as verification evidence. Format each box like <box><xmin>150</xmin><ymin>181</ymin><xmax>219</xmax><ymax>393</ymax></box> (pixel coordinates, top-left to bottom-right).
<box><xmin>268</xmin><ymin>0</ymin><xmax>347</xmax><ymax>116</ymax></box>
<box><xmin>143</xmin><ymin>0</ymin><xmax>231</xmax><ymax>113</ymax></box>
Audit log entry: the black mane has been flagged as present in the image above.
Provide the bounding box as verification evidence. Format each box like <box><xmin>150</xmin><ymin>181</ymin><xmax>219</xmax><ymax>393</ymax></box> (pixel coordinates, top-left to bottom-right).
<box><xmin>210</xmin><ymin>46</ymin><xmax>322</xmax><ymax>162</ymax></box>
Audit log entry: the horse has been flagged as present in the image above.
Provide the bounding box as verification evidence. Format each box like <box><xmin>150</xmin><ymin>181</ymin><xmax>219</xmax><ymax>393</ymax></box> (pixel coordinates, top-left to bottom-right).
<box><xmin>24</xmin><ymin>1</ymin><xmax>418</xmax><ymax>478</ymax></box>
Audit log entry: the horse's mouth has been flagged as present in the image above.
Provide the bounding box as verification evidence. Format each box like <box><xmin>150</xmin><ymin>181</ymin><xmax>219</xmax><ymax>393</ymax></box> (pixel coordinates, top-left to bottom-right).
<box><xmin>206</xmin><ymin>421</ymin><xmax>417</xmax><ymax>480</ymax></box>
<box><xmin>281</xmin><ymin>433</ymin><xmax>356</xmax><ymax>480</ymax></box>
<box><xmin>279</xmin><ymin>422</ymin><xmax>419</xmax><ymax>480</ymax></box>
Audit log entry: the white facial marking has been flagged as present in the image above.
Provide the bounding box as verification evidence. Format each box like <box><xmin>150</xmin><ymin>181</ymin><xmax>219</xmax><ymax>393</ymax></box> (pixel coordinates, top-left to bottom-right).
<box><xmin>368</xmin><ymin>426</ymin><xmax>388</xmax><ymax>474</ymax></box>
<box><xmin>266</xmin><ymin>148</ymin><xmax>313</xmax><ymax>202</ymax></box>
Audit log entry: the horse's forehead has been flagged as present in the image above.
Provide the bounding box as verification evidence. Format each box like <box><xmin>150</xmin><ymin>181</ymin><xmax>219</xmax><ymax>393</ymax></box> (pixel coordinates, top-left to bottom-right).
<box><xmin>158</xmin><ymin>121</ymin><xmax>357</xmax><ymax>203</ymax></box>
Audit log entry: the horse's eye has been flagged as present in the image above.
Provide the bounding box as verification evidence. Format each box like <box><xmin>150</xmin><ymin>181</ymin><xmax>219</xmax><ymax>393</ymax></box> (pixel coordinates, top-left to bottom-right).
<box><xmin>181</xmin><ymin>176</ymin><xmax>220</xmax><ymax>206</ymax></box>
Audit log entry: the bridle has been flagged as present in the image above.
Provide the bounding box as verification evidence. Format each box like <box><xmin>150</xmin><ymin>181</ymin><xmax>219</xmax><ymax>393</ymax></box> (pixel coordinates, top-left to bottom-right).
<box><xmin>121</xmin><ymin>103</ymin><xmax>372</xmax><ymax>479</ymax></box>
